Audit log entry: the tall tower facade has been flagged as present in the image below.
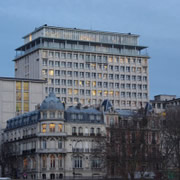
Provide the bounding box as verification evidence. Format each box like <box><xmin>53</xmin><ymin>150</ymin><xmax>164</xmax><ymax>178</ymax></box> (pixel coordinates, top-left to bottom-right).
<box><xmin>14</xmin><ymin>25</ymin><xmax>149</xmax><ymax>109</ymax></box>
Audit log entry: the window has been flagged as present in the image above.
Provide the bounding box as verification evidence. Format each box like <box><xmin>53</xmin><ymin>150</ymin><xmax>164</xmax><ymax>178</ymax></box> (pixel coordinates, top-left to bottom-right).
<box><xmin>42</xmin><ymin>156</ymin><xmax>47</xmax><ymax>168</ymax></box>
<box><xmin>43</xmin><ymin>112</ymin><xmax>47</xmax><ymax>119</ymax></box>
<box><xmin>67</xmin><ymin>89</ymin><xmax>72</xmax><ymax>96</ymax></box>
<box><xmin>72</xmin><ymin>127</ymin><xmax>77</xmax><ymax>135</ymax></box>
<box><xmin>90</xmin><ymin>128</ymin><xmax>94</xmax><ymax>134</ymax></box>
<box><xmin>49</xmin><ymin>124</ymin><xmax>55</xmax><ymax>132</ymax></box>
<box><xmin>42</xmin><ymin>140</ymin><xmax>46</xmax><ymax>149</ymax></box>
<box><xmin>58</xmin><ymin>155</ymin><xmax>63</xmax><ymax>168</ymax></box>
<box><xmin>23</xmin><ymin>158</ymin><xmax>28</xmax><ymax>169</ymax></box>
<box><xmin>58</xmin><ymin>124</ymin><xmax>63</xmax><ymax>132</ymax></box>
<box><xmin>49</xmin><ymin>70</ymin><xmax>54</xmax><ymax>76</ymax></box>
<box><xmin>78</xmin><ymin>127</ymin><xmax>83</xmax><ymax>134</ymax></box>
<box><xmin>50</xmin><ymin>155</ymin><xmax>55</xmax><ymax>168</ymax></box>
<box><xmin>49</xmin><ymin>61</ymin><xmax>54</xmax><ymax>67</ymax></box>
<box><xmin>92</xmin><ymin>158</ymin><xmax>101</xmax><ymax>168</ymax></box>
<box><xmin>67</xmin><ymin>62</ymin><xmax>72</xmax><ymax>68</ymax></box>
<box><xmin>58</xmin><ymin>140</ymin><xmax>62</xmax><ymax>149</ymax></box>
<box><xmin>73</xmin><ymin>157</ymin><xmax>82</xmax><ymax>168</ymax></box>
<box><xmin>97</xmin><ymin>82</ymin><xmax>102</xmax><ymax>88</ymax></box>
<box><xmin>42</xmin><ymin>59</ymin><xmax>48</xmax><ymax>66</ymax></box>
<box><xmin>42</xmin><ymin>124</ymin><xmax>47</xmax><ymax>133</ymax></box>
<box><xmin>50</xmin><ymin>112</ymin><xmax>55</xmax><ymax>118</ymax></box>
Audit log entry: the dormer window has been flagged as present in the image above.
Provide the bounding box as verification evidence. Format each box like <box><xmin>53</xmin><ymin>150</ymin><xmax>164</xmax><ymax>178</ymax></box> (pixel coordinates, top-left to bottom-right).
<box><xmin>96</xmin><ymin>115</ymin><xmax>101</xmax><ymax>121</ymax></box>
<box><xmin>43</xmin><ymin>112</ymin><xmax>47</xmax><ymax>119</ymax></box>
<box><xmin>58</xmin><ymin>112</ymin><xmax>63</xmax><ymax>119</ymax></box>
<box><xmin>78</xmin><ymin>114</ymin><xmax>83</xmax><ymax>120</ymax></box>
<box><xmin>50</xmin><ymin>112</ymin><xmax>55</xmax><ymax>118</ymax></box>
<box><xmin>90</xmin><ymin>115</ymin><xmax>95</xmax><ymax>120</ymax></box>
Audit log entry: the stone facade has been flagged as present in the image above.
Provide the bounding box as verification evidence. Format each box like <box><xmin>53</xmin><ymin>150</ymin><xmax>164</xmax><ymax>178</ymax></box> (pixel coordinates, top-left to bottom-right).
<box><xmin>2</xmin><ymin>93</ymin><xmax>106</xmax><ymax>179</ymax></box>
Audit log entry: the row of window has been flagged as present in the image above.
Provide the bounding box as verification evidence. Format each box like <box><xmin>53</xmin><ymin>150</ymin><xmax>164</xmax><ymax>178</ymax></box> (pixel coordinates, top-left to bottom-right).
<box><xmin>42</xmin><ymin>123</ymin><xmax>63</xmax><ymax>133</ymax></box>
<box><xmin>72</xmin><ymin>127</ymin><xmax>101</xmax><ymax>135</ymax></box>
<box><xmin>41</xmin><ymin>111</ymin><xmax>63</xmax><ymax>119</ymax></box>
<box><xmin>43</xmin><ymin>60</ymin><xmax>147</xmax><ymax>73</ymax></box>
<box><xmin>43</xmin><ymin>69</ymin><xmax>148</xmax><ymax>81</ymax></box>
<box><xmin>42</xmin><ymin>51</ymin><xmax>146</xmax><ymax>64</ymax></box>
<box><xmin>47</xmin><ymin>79</ymin><xmax>148</xmax><ymax>90</ymax></box>
<box><xmin>46</xmin><ymin>88</ymin><xmax>148</xmax><ymax>98</ymax></box>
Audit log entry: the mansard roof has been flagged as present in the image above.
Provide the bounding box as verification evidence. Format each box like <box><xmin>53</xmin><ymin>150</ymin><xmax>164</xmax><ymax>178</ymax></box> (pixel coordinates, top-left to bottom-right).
<box><xmin>40</xmin><ymin>92</ymin><xmax>64</xmax><ymax>111</ymax></box>
<box><xmin>6</xmin><ymin>110</ymin><xmax>39</xmax><ymax>130</ymax></box>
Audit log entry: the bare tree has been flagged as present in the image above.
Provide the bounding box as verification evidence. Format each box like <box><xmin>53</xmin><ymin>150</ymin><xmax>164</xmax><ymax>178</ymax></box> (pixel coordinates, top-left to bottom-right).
<box><xmin>105</xmin><ymin>109</ymin><xmax>161</xmax><ymax>180</ymax></box>
<box><xmin>160</xmin><ymin>106</ymin><xmax>180</xmax><ymax>180</ymax></box>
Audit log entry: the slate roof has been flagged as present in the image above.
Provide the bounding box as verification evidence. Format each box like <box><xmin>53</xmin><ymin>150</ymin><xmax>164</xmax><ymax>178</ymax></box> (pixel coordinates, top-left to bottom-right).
<box><xmin>40</xmin><ymin>92</ymin><xmax>64</xmax><ymax>111</ymax></box>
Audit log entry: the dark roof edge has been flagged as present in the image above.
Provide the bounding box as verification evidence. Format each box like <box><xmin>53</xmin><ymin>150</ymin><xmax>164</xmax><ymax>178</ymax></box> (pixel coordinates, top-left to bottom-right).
<box><xmin>0</xmin><ymin>76</ymin><xmax>46</xmax><ymax>83</ymax></box>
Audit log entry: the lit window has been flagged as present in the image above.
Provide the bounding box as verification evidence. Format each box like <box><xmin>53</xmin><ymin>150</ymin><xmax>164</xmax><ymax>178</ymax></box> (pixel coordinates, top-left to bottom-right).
<box><xmin>16</xmin><ymin>81</ymin><xmax>22</xmax><ymax>90</ymax></box>
<box><xmin>108</xmin><ymin>57</ymin><xmax>113</xmax><ymax>63</ymax></box>
<box><xmin>42</xmin><ymin>124</ymin><xmax>46</xmax><ymax>133</ymax></box>
<box><xmin>74</xmin><ymin>89</ymin><xmax>78</xmax><ymax>95</ymax></box>
<box><xmin>23</xmin><ymin>158</ymin><xmax>28</xmax><ymax>169</ymax></box>
<box><xmin>24</xmin><ymin>82</ymin><xmax>29</xmax><ymax>91</ymax></box>
<box><xmin>98</xmin><ymin>90</ymin><xmax>102</xmax><ymax>96</ymax></box>
<box><xmin>24</xmin><ymin>102</ymin><xmax>29</xmax><ymax>112</ymax></box>
<box><xmin>92</xmin><ymin>90</ymin><xmax>96</xmax><ymax>96</ymax></box>
<box><xmin>92</xmin><ymin>81</ymin><xmax>96</xmax><ymax>87</ymax></box>
<box><xmin>58</xmin><ymin>124</ymin><xmax>63</xmax><ymax>132</ymax></box>
<box><xmin>49</xmin><ymin>70</ymin><xmax>54</xmax><ymax>76</ymax></box>
<box><xmin>104</xmin><ymin>91</ymin><xmax>108</xmax><ymax>96</ymax></box>
<box><xmin>109</xmin><ymin>91</ymin><xmax>113</xmax><ymax>96</ymax></box>
<box><xmin>68</xmin><ymin>88</ymin><xmax>72</xmax><ymax>95</ymax></box>
<box><xmin>49</xmin><ymin>124</ymin><xmax>55</xmax><ymax>132</ymax></box>
<box><xmin>86</xmin><ymin>81</ymin><xmax>90</xmax><ymax>87</ymax></box>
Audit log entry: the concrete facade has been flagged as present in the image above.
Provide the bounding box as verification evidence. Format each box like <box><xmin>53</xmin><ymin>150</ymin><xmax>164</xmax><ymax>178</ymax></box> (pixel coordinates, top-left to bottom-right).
<box><xmin>14</xmin><ymin>25</ymin><xmax>149</xmax><ymax>110</ymax></box>
<box><xmin>150</xmin><ymin>94</ymin><xmax>180</xmax><ymax>113</ymax></box>
<box><xmin>0</xmin><ymin>77</ymin><xmax>46</xmax><ymax>130</ymax></box>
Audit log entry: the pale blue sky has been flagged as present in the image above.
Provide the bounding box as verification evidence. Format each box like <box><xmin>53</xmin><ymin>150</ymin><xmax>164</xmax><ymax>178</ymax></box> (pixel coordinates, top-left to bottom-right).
<box><xmin>0</xmin><ymin>0</ymin><xmax>180</xmax><ymax>99</ymax></box>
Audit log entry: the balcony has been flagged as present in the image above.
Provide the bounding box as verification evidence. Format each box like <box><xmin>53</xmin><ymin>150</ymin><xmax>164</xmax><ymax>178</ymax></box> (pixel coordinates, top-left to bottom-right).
<box><xmin>36</xmin><ymin>148</ymin><xmax>66</xmax><ymax>154</ymax></box>
<box><xmin>37</xmin><ymin>132</ymin><xmax>67</xmax><ymax>137</ymax></box>
<box><xmin>90</xmin><ymin>133</ymin><xmax>95</xmax><ymax>136</ymax></box>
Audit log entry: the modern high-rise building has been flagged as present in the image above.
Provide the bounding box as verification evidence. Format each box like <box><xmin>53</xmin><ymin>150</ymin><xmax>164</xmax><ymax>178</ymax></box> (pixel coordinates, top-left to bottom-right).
<box><xmin>14</xmin><ymin>24</ymin><xmax>149</xmax><ymax>109</ymax></box>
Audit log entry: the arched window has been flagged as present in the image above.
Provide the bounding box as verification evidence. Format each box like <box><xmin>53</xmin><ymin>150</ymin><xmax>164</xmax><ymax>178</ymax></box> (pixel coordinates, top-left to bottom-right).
<box><xmin>50</xmin><ymin>155</ymin><xmax>55</xmax><ymax>168</ymax></box>
<box><xmin>58</xmin><ymin>155</ymin><xmax>62</xmax><ymax>168</ymax></box>
<box><xmin>23</xmin><ymin>158</ymin><xmax>28</xmax><ymax>169</ymax></box>
<box><xmin>78</xmin><ymin>127</ymin><xmax>83</xmax><ymax>135</ymax></box>
<box><xmin>90</xmin><ymin>128</ymin><xmax>94</xmax><ymax>136</ymax></box>
<box><xmin>32</xmin><ymin>157</ymin><xmax>36</xmax><ymax>169</ymax></box>
<box><xmin>42</xmin><ymin>156</ymin><xmax>47</xmax><ymax>168</ymax></box>
<box><xmin>96</xmin><ymin>128</ymin><xmax>101</xmax><ymax>136</ymax></box>
<box><xmin>72</xmin><ymin>127</ymin><xmax>77</xmax><ymax>135</ymax></box>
